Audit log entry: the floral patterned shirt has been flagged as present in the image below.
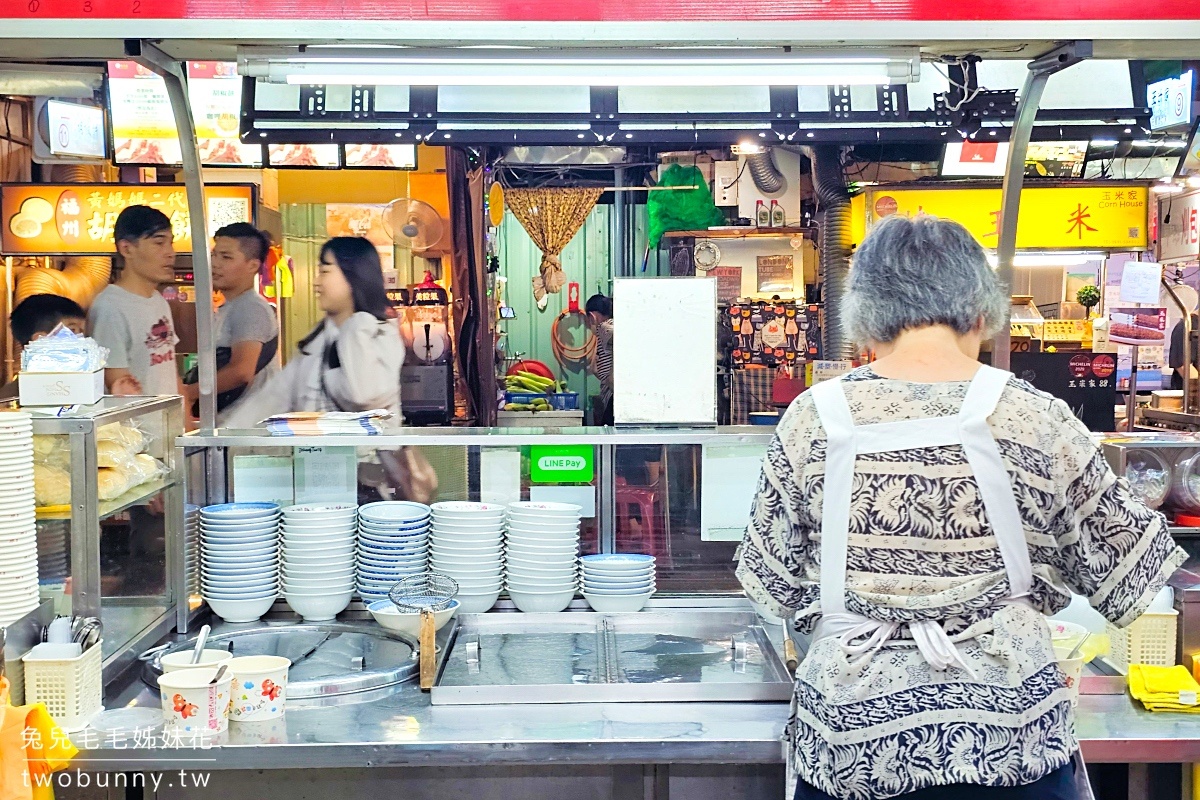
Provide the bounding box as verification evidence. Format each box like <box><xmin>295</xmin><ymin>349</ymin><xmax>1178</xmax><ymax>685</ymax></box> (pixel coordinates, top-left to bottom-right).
<box><xmin>736</xmin><ymin>367</ymin><xmax>1186</xmax><ymax>800</ymax></box>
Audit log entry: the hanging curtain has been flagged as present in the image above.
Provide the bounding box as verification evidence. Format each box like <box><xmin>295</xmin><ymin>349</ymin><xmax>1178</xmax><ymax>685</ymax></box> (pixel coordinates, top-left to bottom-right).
<box><xmin>446</xmin><ymin>148</ymin><xmax>494</xmax><ymax>425</ymax></box>
<box><xmin>504</xmin><ymin>187</ymin><xmax>603</xmax><ymax>303</ymax></box>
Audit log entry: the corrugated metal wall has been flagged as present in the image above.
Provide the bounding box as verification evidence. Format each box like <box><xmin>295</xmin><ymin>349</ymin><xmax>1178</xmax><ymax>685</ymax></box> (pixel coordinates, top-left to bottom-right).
<box><xmin>494</xmin><ymin>202</ymin><xmax>654</xmax><ymax>409</ymax></box>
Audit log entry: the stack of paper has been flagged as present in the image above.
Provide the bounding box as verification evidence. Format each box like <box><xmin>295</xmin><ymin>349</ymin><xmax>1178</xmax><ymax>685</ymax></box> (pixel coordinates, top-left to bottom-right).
<box><xmin>260</xmin><ymin>410</ymin><xmax>391</xmax><ymax>436</ymax></box>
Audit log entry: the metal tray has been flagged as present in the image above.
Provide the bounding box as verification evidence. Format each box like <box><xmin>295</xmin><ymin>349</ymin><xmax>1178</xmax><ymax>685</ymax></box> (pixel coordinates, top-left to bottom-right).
<box><xmin>432</xmin><ymin>611</ymin><xmax>792</xmax><ymax>705</ymax></box>
<box><xmin>141</xmin><ymin>623</ymin><xmax>420</xmax><ymax>699</ymax></box>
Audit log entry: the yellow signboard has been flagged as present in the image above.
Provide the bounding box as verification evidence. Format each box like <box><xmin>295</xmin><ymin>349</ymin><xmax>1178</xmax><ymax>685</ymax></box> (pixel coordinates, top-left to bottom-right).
<box><xmin>1</xmin><ymin>183</ymin><xmax>254</xmax><ymax>255</ymax></box>
<box><xmin>864</xmin><ymin>185</ymin><xmax>1148</xmax><ymax>250</ymax></box>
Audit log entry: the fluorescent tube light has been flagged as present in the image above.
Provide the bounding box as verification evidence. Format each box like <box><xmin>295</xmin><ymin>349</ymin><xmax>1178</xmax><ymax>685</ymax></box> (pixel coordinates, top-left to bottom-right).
<box><xmin>240</xmin><ymin>48</ymin><xmax>921</xmax><ymax>88</ymax></box>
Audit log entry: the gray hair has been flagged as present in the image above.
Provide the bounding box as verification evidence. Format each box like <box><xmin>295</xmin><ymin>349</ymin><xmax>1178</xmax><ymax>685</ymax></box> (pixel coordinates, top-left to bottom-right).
<box><xmin>845</xmin><ymin>214</ymin><xmax>1007</xmax><ymax>345</ymax></box>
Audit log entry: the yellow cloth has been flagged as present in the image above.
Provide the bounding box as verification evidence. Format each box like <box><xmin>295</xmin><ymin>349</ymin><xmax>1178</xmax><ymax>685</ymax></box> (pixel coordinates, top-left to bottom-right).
<box><xmin>0</xmin><ymin>678</ymin><xmax>78</xmax><ymax>800</ymax></box>
<box><xmin>1128</xmin><ymin>664</ymin><xmax>1200</xmax><ymax>713</ymax></box>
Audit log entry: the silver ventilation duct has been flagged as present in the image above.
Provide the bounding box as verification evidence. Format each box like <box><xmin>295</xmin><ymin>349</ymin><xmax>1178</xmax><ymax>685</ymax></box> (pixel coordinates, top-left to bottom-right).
<box><xmin>807</xmin><ymin>145</ymin><xmax>855</xmax><ymax>361</ymax></box>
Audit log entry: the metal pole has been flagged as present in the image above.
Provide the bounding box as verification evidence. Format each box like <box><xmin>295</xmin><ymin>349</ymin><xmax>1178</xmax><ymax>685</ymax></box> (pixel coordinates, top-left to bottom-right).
<box><xmin>613</xmin><ymin>166</ymin><xmax>626</xmax><ymax>279</ymax></box>
<box><xmin>992</xmin><ymin>41</ymin><xmax>1091</xmax><ymax>370</ymax></box>
<box><xmin>1164</xmin><ymin>278</ymin><xmax>1192</xmax><ymax>415</ymax></box>
<box><xmin>127</xmin><ymin>40</ymin><xmax>217</xmax><ymax>432</ymax></box>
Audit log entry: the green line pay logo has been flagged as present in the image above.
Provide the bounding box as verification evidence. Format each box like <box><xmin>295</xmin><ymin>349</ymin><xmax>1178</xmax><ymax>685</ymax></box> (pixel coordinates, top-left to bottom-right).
<box><xmin>529</xmin><ymin>446</ymin><xmax>594</xmax><ymax>484</ymax></box>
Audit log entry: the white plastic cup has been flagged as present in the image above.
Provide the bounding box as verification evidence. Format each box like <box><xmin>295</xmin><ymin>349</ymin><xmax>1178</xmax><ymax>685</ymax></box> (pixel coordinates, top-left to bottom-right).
<box><xmin>1053</xmin><ymin>645</ymin><xmax>1085</xmax><ymax>707</ymax></box>
<box><xmin>157</xmin><ymin>667</ymin><xmax>233</xmax><ymax>735</ymax></box>
<box><xmin>227</xmin><ymin>655</ymin><xmax>291</xmax><ymax>721</ymax></box>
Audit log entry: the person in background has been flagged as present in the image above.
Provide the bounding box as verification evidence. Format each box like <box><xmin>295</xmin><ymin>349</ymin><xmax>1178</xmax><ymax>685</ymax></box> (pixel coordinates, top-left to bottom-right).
<box><xmin>226</xmin><ymin>236</ymin><xmax>403</xmax><ymax>422</ymax></box>
<box><xmin>87</xmin><ymin>205</ymin><xmax>182</xmax><ymax>399</ymax></box>
<box><xmin>226</xmin><ymin>237</ymin><xmax>434</xmax><ymax>502</ymax></box>
<box><xmin>738</xmin><ymin>214</ymin><xmax>1184</xmax><ymax>800</ymax></box>
<box><xmin>586</xmin><ymin>293</ymin><xmax>614</xmax><ymax>425</ymax></box>
<box><xmin>182</xmin><ymin>222</ymin><xmax>279</xmax><ymax>424</ymax></box>
<box><xmin>0</xmin><ymin>294</ymin><xmax>87</xmax><ymax>401</ymax></box>
<box><xmin>1169</xmin><ymin>309</ymin><xmax>1199</xmax><ymax>390</ymax></box>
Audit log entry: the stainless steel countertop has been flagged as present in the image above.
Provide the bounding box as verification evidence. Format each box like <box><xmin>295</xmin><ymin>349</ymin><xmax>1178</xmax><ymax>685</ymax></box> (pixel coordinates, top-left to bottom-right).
<box><xmin>72</xmin><ymin>632</ymin><xmax>1200</xmax><ymax>771</ymax></box>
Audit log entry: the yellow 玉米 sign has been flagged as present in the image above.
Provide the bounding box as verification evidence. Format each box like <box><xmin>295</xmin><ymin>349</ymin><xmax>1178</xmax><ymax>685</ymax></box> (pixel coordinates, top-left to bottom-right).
<box><xmin>864</xmin><ymin>184</ymin><xmax>1148</xmax><ymax>250</ymax></box>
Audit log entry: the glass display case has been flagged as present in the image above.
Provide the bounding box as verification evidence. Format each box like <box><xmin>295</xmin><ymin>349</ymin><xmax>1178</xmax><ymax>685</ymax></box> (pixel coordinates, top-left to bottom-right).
<box><xmin>30</xmin><ymin>396</ymin><xmax>185</xmax><ymax>682</ymax></box>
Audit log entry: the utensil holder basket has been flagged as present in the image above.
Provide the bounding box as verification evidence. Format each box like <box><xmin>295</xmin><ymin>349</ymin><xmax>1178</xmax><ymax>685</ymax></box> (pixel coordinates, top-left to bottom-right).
<box><xmin>23</xmin><ymin>640</ymin><xmax>103</xmax><ymax>732</ymax></box>
<box><xmin>1106</xmin><ymin>612</ymin><xmax>1178</xmax><ymax>671</ymax></box>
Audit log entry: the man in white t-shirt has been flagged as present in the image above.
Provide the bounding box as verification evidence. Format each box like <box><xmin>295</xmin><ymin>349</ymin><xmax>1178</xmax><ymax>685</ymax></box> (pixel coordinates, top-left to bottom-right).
<box><xmin>88</xmin><ymin>205</ymin><xmax>182</xmax><ymax>398</ymax></box>
<box><xmin>181</xmin><ymin>222</ymin><xmax>280</xmax><ymax>424</ymax></box>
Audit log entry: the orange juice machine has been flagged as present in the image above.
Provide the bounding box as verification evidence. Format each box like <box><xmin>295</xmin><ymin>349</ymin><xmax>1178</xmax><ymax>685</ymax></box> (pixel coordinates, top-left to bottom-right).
<box><xmin>399</xmin><ymin>275</ymin><xmax>454</xmax><ymax>425</ymax></box>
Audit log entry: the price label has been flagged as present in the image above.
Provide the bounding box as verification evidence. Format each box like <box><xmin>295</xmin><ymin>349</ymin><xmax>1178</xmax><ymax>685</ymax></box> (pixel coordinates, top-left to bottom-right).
<box><xmin>13</xmin><ymin>0</ymin><xmax>185</xmax><ymax>16</ymax></box>
<box><xmin>1042</xmin><ymin>320</ymin><xmax>1087</xmax><ymax>342</ymax></box>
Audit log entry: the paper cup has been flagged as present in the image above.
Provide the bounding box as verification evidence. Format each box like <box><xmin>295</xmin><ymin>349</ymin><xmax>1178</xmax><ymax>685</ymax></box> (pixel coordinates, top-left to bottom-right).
<box><xmin>1053</xmin><ymin>645</ymin><xmax>1084</xmax><ymax>707</ymax></box>
<box><xmin>227</xmin><ymin>655</ymin><xmax>290</xmax><ymax>721</ymax></box>
<box><xmin>157</xmin><ymin>668</ymin><xmax>233</xmax><ymax>735</ymax></box>
<box><xmin>161</xmin><ymin>649</ymin><xmax>234</xmax><ymax>673</ymax></box>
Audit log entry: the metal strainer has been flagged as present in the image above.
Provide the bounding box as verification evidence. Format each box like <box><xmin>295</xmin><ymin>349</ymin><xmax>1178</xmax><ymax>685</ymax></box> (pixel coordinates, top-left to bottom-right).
<box><xmin>388</xmin><ymin>573</ymin><xmax>459</xmax><ymax>613</ymax></box>
<box><xmin>389</xmin><ymin>572</ymin><xmax>459</xmax><ymax>691</ymax></box>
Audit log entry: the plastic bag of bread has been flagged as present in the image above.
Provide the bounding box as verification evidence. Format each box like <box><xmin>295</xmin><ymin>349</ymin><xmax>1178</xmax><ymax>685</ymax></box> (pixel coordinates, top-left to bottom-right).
<box><xmin>128</xmin><ymin>454</ymin><xmax>165</xmax><ymax>487</ymax></box>
<box><xmin>97</xmin><ymin>422</ymin><xmax>147</xmax><ymax>454</ymax></box>
<box><xmin>97</xmin><ymin>467</ymin><xmax>132</xmax><ymax>501</ymax></box>
<box><xmin>33</xmin><ymin>463</ymin><xmax>71</xmax><ymax>507</ymax></box>
<box><xmin>32</xmin><ymin>434</ymin><xmax>69</xmax><ymax>469</ymax></box>
<box><xmin>97</xmin><ymin>439</ymin><xmax>137</xmax><ymax>471</ymax></box>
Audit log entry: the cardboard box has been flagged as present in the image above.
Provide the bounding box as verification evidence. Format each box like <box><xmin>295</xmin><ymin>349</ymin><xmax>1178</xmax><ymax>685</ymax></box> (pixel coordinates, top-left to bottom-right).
<box><xmin>19</xmin><ymin>370</ymin><xmax>104</xmax><ymax>407</ymax></box>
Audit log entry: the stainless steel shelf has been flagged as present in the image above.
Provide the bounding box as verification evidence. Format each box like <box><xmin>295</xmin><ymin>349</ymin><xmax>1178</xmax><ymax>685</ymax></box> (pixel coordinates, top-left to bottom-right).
<box><xmin>35</xmin><ymin>477</ymin><xmax>176</xmax><ymax>522</ymax></box>
<box><xmin>180</xmin><ymin>425</ymin><xmax>777</xmax><ymax>449</ymax></box>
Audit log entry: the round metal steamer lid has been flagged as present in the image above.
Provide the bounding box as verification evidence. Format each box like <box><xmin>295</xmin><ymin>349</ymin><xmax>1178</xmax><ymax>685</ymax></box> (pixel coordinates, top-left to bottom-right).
<box><xmin>142</xmin><ymin>624</ymin><xmax>420</xmax><ymax>698</ymax></box>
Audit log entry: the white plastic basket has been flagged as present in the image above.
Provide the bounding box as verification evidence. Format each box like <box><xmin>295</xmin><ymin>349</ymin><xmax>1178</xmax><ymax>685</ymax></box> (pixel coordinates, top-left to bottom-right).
<box><xmin>1106</xmin><ymin>611</ymin><xmax>1179</xmax><ymax>671</ymax></box>
<box><xmin>22</xmin><ymin>641</ymin><xmax>103</xmax><ymax>732</ymax></box>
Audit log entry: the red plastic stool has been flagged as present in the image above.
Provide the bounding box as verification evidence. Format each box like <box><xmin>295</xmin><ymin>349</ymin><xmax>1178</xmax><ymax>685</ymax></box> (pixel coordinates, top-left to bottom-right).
<box><xmin>615</xmin><ymin>478</ymin><xmax>671</xmax><ymax>566</ymax></box>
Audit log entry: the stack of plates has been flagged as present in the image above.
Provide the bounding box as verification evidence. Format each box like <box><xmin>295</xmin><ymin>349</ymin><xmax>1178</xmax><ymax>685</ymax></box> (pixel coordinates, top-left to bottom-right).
<box><xmin>184</xmin><ymin>505</ymin><xmax>199</xmax><ymax>596</ymax></box>
<box><xmin>430</xmin><ymin>502</ymin><xmax>506</xmax><ymax>613</ymax></box>
<box><xmin>199</xmin><ymin>502</ymin><xmax>280</xmax><ymax>623</ymax></box>
<box><xmin>35</xmin><ymin>520</ymin><xmax>69</xmax><ymax>590</ymax></box>
<box><xmin>281</xmin><ymin>503</ymin><xmax>358</xmax><ymax>621</ymax></box>
<box><xmin>581</xmin><ymin>554</ymin><xmax>656</xmax><ymax>612</ymax></box>
<box><xmin>504</xmin><ymin>501</ymin><xmax>582</xmax><ymax>614</ymax></box>
<box><xmin>0</xmin><ymin>412</ymin><xmax>36</xmax><ymax>625</ymax></box>
<box><xmin>356</xmin><ymin>502</ymin><xmax>431</xmax><ymax>603</ymax></box>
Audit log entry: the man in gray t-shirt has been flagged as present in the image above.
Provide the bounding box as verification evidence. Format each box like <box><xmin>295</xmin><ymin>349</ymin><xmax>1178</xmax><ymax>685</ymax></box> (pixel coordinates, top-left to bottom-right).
<box><xmin>184</xmin><ymin>223</ymin><xmax>279</xmax><ymax>425</ymax></box>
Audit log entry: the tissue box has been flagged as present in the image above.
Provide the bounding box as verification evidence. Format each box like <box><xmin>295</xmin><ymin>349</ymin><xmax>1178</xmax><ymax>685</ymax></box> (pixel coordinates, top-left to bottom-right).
<box><xmin>19</xmin><ymin>370</ymin><xmax>104</xmax><ymax>407</ymax></box>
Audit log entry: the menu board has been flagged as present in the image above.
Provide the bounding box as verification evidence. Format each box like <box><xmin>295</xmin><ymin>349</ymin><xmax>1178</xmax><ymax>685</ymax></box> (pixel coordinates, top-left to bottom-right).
<box><xmin>268</xmin><ymin>144</ymin><xmax>341</xmax><ymax>169</ymax></box>
<box><xmin>344</xmin><ymin>144</ymin><xmax>417</xmax><ymax>170</ymax></box>
<box><xmin>1</xmin><ymin>183</ymin><xmax>254</xmax><ymax>255</ymax></box>
<box><xmin>107</xmin><ymin>61</ymin><xmax>261</xmax><ymax>167</ymax></box>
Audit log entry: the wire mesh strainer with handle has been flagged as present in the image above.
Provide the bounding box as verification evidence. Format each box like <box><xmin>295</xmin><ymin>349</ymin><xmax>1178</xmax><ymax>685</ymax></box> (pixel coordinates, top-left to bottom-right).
<box><xmin>389</xmin><ymin>573</ymin><xmax>459</xmax><ymax>690</ymax></box>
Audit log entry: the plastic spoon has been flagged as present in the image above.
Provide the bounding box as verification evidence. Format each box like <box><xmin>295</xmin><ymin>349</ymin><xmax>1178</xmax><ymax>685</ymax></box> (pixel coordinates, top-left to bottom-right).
<box><xmin>190</xmin><ymin>625</ymin><xmax>211</xmax><ymax>665</ymax></box>
<box><xmin>1067</xmin><ymin>632</ymin><xmax>1091</xmax><ymax>660</ymax></box>
<box><xmin>210</xmin><ymin>664</ymin><xmax>228</xmax><ymax>685</ymax></box>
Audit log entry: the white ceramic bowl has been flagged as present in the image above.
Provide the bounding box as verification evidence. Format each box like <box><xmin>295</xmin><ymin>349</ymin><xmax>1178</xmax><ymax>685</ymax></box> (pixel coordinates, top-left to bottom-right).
<box><xmin>279</xmin><ymin>530</ymin><xmax>357</xmax><ymax>543</ymax></box>
<box><xmin>453</xmin><ymin>578</ymin><xmax>505</xmax><ymax>592</ymax></box>
<box><xmin>201</xmin><ymin>581</ymin><xmax>278</xmax><ymax>596</ymax></box>
<box><xmin>505</xmin><ymin>541</ymin><xmax>579</xmax><ymax>554</ymax></box>
<box><xmin>200</xmin><ymin>517</ymin><xmax>279</xmax><ymax>529</ymax></box>
<box><xmin>282</xmin><ymin>503</ymin><xmax>357</xmax><ymax>519</ymax></box>
<box><xmin>508</xmin><ymin>501</ymin><xmax>582</xmax><ymax>515</ymax></box>
<box><xmin>206</xmin><ymin>595</ymin><xmax>277</xmax><ymax>623</ymax></box>
<box><xmin>507</xmin><ymin>568</ymin><xmax>578</xmax><ymax>582</ymax></box>
<box><xmin>358</xmin><ymin>522</ymin><xmax>430</xmax><ymax>536</ymax></box>
<box><xmin>581</xmin><ymin>554</ymin><xmax>655</xmax><ymax>568</ymax></box>
<box><xmin>359</xmin><ymin>532</ymin><xmax>430</xmax><ymax>546</ymax></box>
<box><xmin>162</xmin><ymin>649</ymin><xmax>234</xmax><ymax>672</ymax></box>
<box><xmin>201</xmin><ymin>540</ymin><xmax>277</xmax><ymax>554</ymax></box>
<box><xmin>432</xmin><ymin>564</ymin><xmax>503</xmax><ymax>578</ymax></box>
<box><xmin>506</xmin><ymin>579</ymin><xmax>578</xmax><ymax>592</ymax></box>
<box><xmin>579</xmin><ymin>583</ymin><xmax>656</xmax><ymax>595</ymax></box>
<box><xmin>430</xmin><ymin>530</ymin><xmax>505</xmax><ymax>544</ymax></box>
<box><xmin>430</xmin><ymin>542</ymin><xmax>504</xmax><ymax>556</ymax></box>
<box><xmin>430</xmin><ymin>518</ymin><xmax>506</xmax><ymax>531</ymax></box>
<box><xmin>285</xmin><ymin>591</ymin><xmax>352</xmax><ymax>621</ymax></box>
<box><xmin>504</xmin><ymin>526</ymin><xmax>581</xmax><ymax>540</ymax></box>
<box><xmin>281</xmin><ymin>575</ymin><xmax>356</xmax><ymax>590</ymax></box>
<box><xmin>508</xmin><ymin>588</ymin><xmax>576</xmax><ymax>613</ymax></box>
<box><xmin>581</xmin><ymin>573</ymin><xmax>656</xmax><ymax>588</ymax></box>
<box><xmin>428</xmin><ymin>552</ymin><xmax>502</xmax><ymax>566</ymax></box>
<box><xmin>283</xmin><ymin>541</ymin><xmax>356</xmax><ymax>556</ymax></box>
<box><xmin>583</xmin><ymin>591</ymin><xmax>653</xmax><ymax>613</ymax></box>
<box><xmin>200</xmin><ymin>567</ymin><xmax>277</xmax><ymax>580</ymax></box>
<box><xmin>201</xmin><ymin>502</ymin><xmax>281</xmax><ymax>519</ymax></box>
<box><xmin>281</xmin><ymin>565</ymin><xmax>355</xmax><ymax>579</ymax></box>
<box><xmin>358</xmin><ymin>501</ymin><xmax>431</xmax><ymax>523</ymax></box>
<box><xmin>357</xmin><ymin>552</ymin><xmax>428</xmax><ymax>566</ymax></box>
<box><xmin>456</xmin><ymin>590</ymin><xmax>501</xmax><ymax>613</ymax></box>
<box><xmin>281</xmin><ymin>520</ymin><xmax>357</xmax><ymax>532</ymax></box>
<box><xmin>368</xmin><ymin>599</ymin><xmax>459</xmax><ymax>636</ymax></box>
<box><xmin>283</xmin><ymin>553</ymin><xmax>355</xmax><ymax>567</ymax></box>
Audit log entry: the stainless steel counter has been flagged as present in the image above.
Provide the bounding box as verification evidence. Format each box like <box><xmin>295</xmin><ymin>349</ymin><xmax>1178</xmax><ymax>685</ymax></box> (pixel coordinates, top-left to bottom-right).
<box><xmin>72</xmin><ymin>627</ymin><xmax>1200</xmax><ymax>772</ymax></box>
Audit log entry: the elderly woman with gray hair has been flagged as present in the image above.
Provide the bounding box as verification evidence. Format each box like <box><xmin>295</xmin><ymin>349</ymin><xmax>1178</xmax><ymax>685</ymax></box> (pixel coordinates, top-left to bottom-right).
<box><xmin>738</xmin><ymin>214</ymin><xmax>1185</xmax><ymax>800</ymax></box>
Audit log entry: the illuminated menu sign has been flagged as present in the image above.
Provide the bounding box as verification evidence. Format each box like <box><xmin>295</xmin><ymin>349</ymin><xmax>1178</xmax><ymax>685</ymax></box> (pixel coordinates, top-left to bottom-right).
<box><xmin>106</xmin><ymin>61</ymin><xmax>261</xmax><ymax>167</ymax></box>
<box><xmin>1</xmin><ymin>183</ymin><xmax>255</xmax><ymax>255</ymax></box>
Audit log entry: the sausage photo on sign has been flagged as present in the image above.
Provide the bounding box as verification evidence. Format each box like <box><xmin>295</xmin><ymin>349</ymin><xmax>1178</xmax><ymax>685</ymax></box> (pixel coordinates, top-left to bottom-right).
<box><xmin>1108</xmin><ymin>309</ymin><xmax>1167</xmax><ymax>346</ymax></box>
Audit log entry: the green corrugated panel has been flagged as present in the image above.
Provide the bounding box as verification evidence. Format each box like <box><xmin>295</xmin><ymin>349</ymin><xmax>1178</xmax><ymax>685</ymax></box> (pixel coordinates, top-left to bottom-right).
<box><xmin>281</xmin><ymin>204</ymin><xmax>327</xmax><ymax>364</ymax></box>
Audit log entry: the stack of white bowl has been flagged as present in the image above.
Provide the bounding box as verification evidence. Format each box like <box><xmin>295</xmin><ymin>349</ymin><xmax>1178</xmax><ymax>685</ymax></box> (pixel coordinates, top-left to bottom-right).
<box><xmin>184</xmin><ymin>505</ymin><xmax>200</xmax><ymax>596</ymax></box>
<box><xmin>281</xmin><ymin>503</ymin><xmax>358</xmax><ymax>621</ymax></box>
<box><xmin>581</xmin><ymin>554</ymin><xmax>656</xmax><ymax>612</ymax></box>
<box><xmin>0</xmin><ymin>412</ymin><xmax>37</xmax><ymax>625</ymax></box>
<box><xmin>429</xmin><ymin>502</ymin><xmax>506</xmax><ymax>613</ymax></box>
<box><xmin>199</xmin><ymin>503</ymin><xmax>280</xmax><ymax>623</ymax></box>
<box><xmin>356</xmin><ymin>502</ymin><xmax>431</xmax><ymax>603</ymax></box>
<box><xmin>504</xmin><ymin>501</ymin><xmax>582</xmax><ymax>613</ymax></box>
